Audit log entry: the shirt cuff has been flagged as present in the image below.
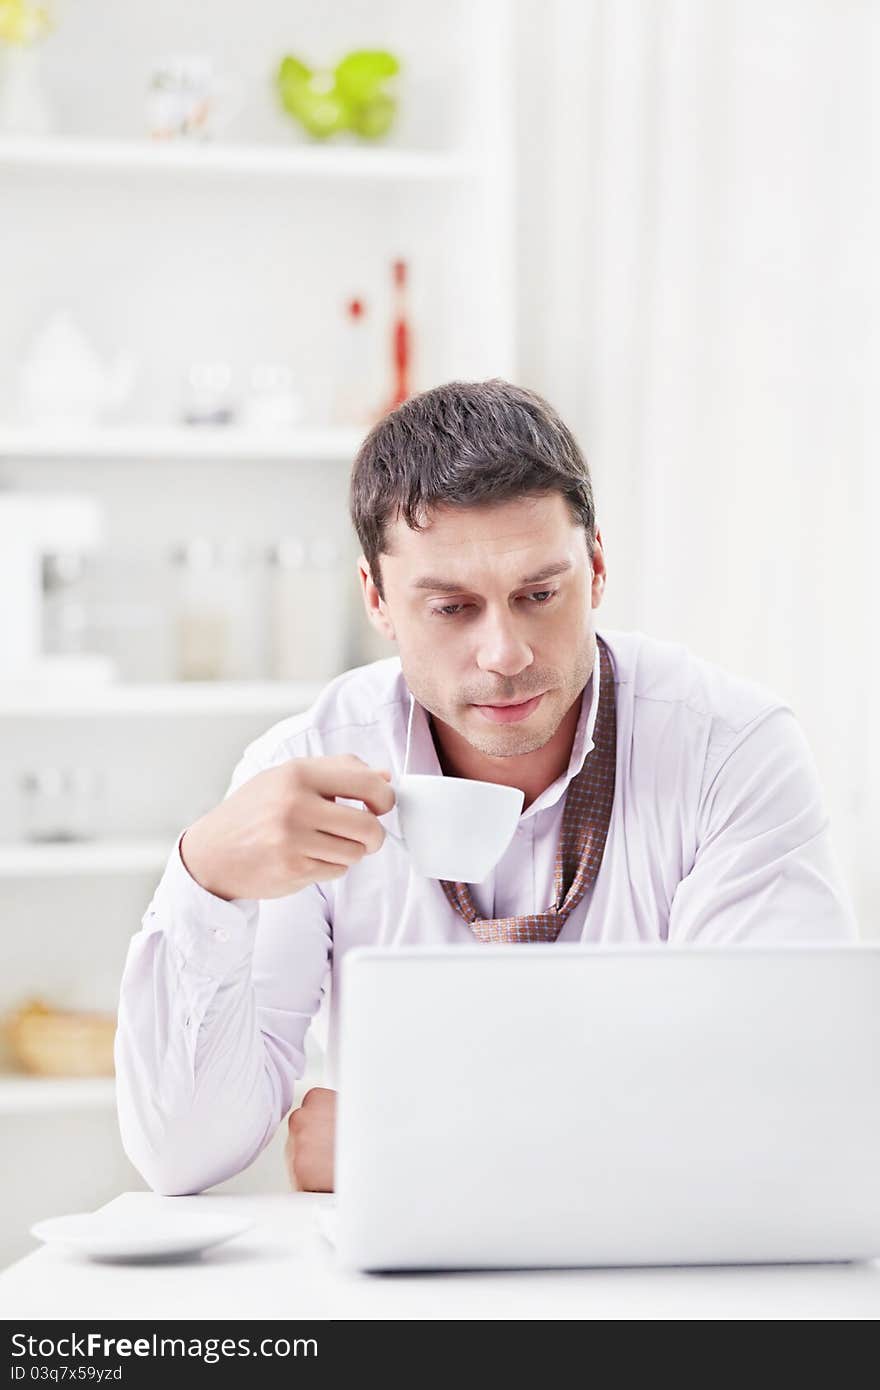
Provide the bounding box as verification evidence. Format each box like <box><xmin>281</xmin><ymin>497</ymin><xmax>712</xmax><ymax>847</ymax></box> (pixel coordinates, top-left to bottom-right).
<box><xmin>144</xmin><ymin>830</ymin><xmax>260</xmax><ymax>980</ymax></box>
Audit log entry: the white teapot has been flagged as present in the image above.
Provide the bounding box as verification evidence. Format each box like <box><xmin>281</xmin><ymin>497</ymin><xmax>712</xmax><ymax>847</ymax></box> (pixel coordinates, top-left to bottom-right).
<box><xmin>18</xmin><ymin>311</ymin><xmax>135</xmax><ymax>427</ymax></box>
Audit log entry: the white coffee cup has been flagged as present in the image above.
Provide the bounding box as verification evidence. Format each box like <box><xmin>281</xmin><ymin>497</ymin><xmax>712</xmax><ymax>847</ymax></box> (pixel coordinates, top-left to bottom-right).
<box><xmin>384</xmin><ymin>773</ymin><xmax>524</xmax><ymax>882</ymax></box>
<box><xmin>381</xmin><ymin>691</ymin><xmax>526</xmax><ymax>881</ymax></box>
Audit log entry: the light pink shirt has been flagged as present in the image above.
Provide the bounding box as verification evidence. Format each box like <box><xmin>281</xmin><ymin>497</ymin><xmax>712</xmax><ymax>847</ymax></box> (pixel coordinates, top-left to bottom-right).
<box><xmin>115</xmin><ymin>626</ymin><xmax>857</xmax><ymax>1194</ymax></box>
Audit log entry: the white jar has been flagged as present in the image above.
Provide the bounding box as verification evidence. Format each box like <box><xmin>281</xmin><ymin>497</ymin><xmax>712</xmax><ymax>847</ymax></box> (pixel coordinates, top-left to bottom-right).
<box><xmin>218</xmin><ymin>538</ymin><xmax>267</xmax><ymax>680</ymax></box>
<box><xmin>41</xmin><ymin>551</ymin><xmax>92</xmax><ymax>656</ymax></box>
<box><xmin>19</xmin><ymin>768</ymin><xmax>102</xmax><ymax>843</ymax></box>
<box><xmin>171</xmin><ymin>538</ymin><xmax>228</xmax><ymax>681</ymax></box>
<box><xmin>269</xmin><ymin>537</ymin><xmax>350</xmax><ymax>682</ymax></box>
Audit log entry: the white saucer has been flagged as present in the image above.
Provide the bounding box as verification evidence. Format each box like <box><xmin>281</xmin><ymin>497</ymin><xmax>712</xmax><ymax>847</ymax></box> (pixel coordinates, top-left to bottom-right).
<box><xmin>31</xmin><ymin>1210</ymin><xmax>255</xmax><ymax>1262</ymax></box>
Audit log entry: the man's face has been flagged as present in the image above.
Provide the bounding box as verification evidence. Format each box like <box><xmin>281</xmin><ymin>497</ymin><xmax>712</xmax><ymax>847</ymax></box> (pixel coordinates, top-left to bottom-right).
<box><xmin>361</xmin><ymin>494</ymin><xmax>605</xmax><ymax>758</ymax></box>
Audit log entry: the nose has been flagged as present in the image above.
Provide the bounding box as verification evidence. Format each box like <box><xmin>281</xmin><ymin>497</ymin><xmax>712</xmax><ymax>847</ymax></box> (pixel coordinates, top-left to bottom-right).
<box><xmin>474</xmin><ymin>608</ymin><xmax>534</xmax><ymax>679</ymax></box>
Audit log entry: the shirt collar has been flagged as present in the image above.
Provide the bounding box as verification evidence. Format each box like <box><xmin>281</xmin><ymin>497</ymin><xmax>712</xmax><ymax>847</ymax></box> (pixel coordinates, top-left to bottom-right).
<box><xmin>401</xmin><ymin>639</ymin><xmax>602</xmax><ymax>819</ymax></box>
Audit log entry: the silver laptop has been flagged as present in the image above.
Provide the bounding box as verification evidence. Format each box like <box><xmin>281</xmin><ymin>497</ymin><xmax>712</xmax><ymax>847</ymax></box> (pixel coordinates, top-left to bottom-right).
<box><xmin>331</xmin><ymin>943</ymin><xmax>880</xmax><ymax>1271</ymax></box>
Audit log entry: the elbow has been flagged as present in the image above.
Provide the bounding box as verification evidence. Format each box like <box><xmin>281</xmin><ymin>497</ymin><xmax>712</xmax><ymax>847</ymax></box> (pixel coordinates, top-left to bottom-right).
<box><xmin>119</xmin><ymin>1119</ymin><xmax>217</xmax><ymax>1196</ymax></box>
<box><xmin>117</xmin><ymin>1091</ymin><xmax>278</xmax><ymax>1197</ymax></box>
<box><xmin>114</xmin><ymin>1030</ymin><xmax>298</xmax><ymax>1196</ymax></box>
<box><xmin>141</xmin><ymin>1168</ymin><xmax>210</xmax><ymax>1199</ymax></box>
<box><xmin>121</xmin><ymin>1127</ymin><xmax>239</xmax><ymax>1197</ymax></box>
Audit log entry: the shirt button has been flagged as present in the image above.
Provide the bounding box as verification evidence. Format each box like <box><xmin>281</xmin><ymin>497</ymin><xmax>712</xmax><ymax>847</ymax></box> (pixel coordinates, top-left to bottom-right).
<box><xmin>214</xmin><ymin>927</ymin><xmax>230</xmax><ymax>944</ymax></box>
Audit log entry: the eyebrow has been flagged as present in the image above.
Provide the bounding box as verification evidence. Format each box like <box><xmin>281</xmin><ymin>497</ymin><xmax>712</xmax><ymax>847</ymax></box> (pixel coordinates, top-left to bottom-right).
<box><xmin>410</xmin><ymin>559</ymin><xmax>574</xmax><ymax>592</ymax></box>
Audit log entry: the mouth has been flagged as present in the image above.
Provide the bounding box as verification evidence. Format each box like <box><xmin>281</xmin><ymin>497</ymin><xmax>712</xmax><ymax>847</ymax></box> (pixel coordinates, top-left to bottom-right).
<box><xmin>471</xmin><ymin>692</ymin><xmax>546</xmax><ymax>725</ymax></box>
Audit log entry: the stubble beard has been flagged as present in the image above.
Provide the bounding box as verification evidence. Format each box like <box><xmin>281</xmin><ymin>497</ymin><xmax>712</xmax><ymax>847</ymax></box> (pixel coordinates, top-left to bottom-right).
<box><xmin>407</xmin><ymin>641</ymin><xmax>594</xmax><ymax>761</ymax></box>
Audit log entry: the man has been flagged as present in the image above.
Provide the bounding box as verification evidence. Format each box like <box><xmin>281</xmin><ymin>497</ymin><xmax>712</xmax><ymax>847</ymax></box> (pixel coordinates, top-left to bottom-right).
<box><xmin>115</xmin><ymin>379</ymin><xmax>857</xmax><ymax>1197</ymax></box>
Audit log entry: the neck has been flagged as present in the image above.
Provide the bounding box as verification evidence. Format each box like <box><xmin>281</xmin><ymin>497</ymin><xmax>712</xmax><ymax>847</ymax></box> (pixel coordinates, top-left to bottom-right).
<box><xmin>430</xmin><ymin>690</ymin><xmax>585</xmax><ymax>811</ymax></box>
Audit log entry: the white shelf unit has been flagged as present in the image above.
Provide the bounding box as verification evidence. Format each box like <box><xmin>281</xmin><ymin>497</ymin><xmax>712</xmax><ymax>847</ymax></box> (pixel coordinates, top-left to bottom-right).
<box><xmin>0</xmin><ymin>680</ymin><xmax>324</xmax><ymax>717</ymax></box>
<box><xmin>0</xmin><ymin>426</ymin><xmax>365</xmax><ymax>461</ymax></box>
<box><xmin>0</xmin><ymin>840</ymin><xmax>172</xmax><ymax>878</ymax></box>
<box><xmin>0</xmin><ymin>0</ymin><xmax>515</xmax><ymax>1245</ymax></box>
<box><xmin>0</xmin><ymin>135</ymin><xmax>479</xmax><ymax>182</ymax></box>
<box><xmin>0</xmin><ymin>1076</ymin><xmax>116</xmax><ymax>1115</ymax></box>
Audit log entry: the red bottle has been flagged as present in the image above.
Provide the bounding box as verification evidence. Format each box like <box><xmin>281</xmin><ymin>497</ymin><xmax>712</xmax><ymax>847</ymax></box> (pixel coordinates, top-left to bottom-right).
<box><xmin>387</xmin><ymin>258</ymin><xmax>411</xmax><ymax>412</ymax></box>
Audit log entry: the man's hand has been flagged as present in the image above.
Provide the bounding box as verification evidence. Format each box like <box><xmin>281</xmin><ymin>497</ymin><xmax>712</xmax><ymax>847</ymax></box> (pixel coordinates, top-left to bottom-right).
<box><xmin>179</xmin><ymin>756</ymin><xmax>395</xmax><ymax>902</ymax></box>
<box><xmin>285</xmin><ymin>1087</ymin><xmax>337</xmax><ymax>1192</ymax></box>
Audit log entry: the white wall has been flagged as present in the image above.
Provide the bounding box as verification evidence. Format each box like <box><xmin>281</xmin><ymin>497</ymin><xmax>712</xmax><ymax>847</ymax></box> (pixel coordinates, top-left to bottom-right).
<box><xmin>514</xmin><ymin>0</ymin><xmax>879</xmax><ymax>933</ymax></box>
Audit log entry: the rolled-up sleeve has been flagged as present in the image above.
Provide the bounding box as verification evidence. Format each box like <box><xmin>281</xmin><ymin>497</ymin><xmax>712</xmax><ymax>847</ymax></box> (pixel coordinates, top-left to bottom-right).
<box><xmin>115</xmin><ymin>743</ymin><xmax>332</xmax><ymax>1196</ymax></box>
<box><xmin>668</xmin><ymin>705</ymin><xmax>858</xmax><ymax>944</ymax></box>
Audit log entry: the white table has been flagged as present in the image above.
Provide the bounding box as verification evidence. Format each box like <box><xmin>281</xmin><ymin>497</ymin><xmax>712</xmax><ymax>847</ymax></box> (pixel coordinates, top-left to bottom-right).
<box><xmin>2</xmin><ymin>1191</ymin><xmax>880</xmax><ymax>1321</ymax></box>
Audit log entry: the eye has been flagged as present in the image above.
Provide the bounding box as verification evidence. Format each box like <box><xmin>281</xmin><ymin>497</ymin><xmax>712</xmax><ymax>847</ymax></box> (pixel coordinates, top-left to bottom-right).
<box><xmin>523</xmin><ymin>589</ymin><xmax>557</xmax><ymax>605</ymax></box>
<box><xmin>430</xmin><ymin>602</ymin><xmax>469</xmax><ymax>618</ymax></box>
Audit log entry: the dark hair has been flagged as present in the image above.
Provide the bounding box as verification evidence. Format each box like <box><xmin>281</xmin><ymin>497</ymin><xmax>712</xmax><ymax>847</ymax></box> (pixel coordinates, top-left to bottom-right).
<box><xmin>349</xmin><ymin>378</ymin><xmax>596</xmax><ymax>597</ymax></box>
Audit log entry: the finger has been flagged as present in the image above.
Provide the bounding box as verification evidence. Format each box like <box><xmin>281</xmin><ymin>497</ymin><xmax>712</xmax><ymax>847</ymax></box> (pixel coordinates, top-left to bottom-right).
<box><xmin>299</xmin><ymin>857</ymin><xmax>348</xmax><ymax>883</ymax></box>
<box><xmin>307</xmin><ymin>760</ymin><xmax>396</xmax><ymax>815</ymax></box>
<box><xmin>312</xmin><ymin>800</ymin><xmax>388</xmax><ymax>854</ymax></box>
<box><xmin>302</xmin><ymin>1086</ymin><xmax>335</xmax><ymax>1107</ymax></box>
<box><xmin>300</xmin><ymin>829</ymin><xmax>367</xmax><ymax>868</ymax></box>
<box><xmin>340</xmin><ymin>774</ymin><xmax>396</xmax><ymax>817</ymax></box>
<box><xmin>284</xmin><ymin>1129</ymin><xmax>301</xmax><ymax>1192</ymax></box>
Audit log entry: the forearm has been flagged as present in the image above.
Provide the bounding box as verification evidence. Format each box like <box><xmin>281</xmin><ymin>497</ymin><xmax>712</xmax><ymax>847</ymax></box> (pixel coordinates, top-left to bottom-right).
<box><xmin>115</xmin><ymin>931</ymin><xmax>299</xmax><ymax>1196</ymax></box>
<box><xmin>115</xmin><ymin>837</ymin><xmax>306</xmax><ymax>1195</ymax></box>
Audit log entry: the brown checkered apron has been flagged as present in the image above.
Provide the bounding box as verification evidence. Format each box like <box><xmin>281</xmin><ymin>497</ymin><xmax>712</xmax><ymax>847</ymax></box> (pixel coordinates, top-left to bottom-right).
<box><xmin>439</xmin><ymin>635</ymin><xmax>616</xmax><ymax>942</ymax></box>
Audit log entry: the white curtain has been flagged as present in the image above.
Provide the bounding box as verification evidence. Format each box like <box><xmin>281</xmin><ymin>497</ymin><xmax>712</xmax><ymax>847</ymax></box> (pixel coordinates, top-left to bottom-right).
<box><xmin>515</xmin><ymin>0</ymin><xmax>879</xmax><ymax>930</ymax></box>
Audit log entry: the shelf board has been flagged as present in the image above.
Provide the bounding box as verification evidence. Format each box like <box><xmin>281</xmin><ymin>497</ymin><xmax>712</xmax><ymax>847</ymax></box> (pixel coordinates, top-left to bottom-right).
<box><xmin>0</xmin><ymin>840</ymin><xmax>172</xmax><ymax>878</ymax></box>
<box><xmin>0</xmin><ymin>135</ymin><xmax>476</xmax><ymax>182</ymax></box>
<box><xmin>0</xmin><ymin>679</ymin><xmax>323</xmax><ymax>717</ymax></box>
<box><xmin>0</xmin><ymin>1075</ymin><xmax>116</xmax><ymax>1114</ymax></box>
<box><xmin>0</xmin><ymin>424</ymin><xmax>366</xmax><ymax>462</ymax></box>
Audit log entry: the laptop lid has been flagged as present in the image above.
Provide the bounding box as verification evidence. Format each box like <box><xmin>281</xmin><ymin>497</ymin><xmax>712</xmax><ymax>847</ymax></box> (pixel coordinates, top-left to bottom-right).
<box><xmin>334</xmin><ymin>943</ymin><xmax>880</xmax><ymax>1271</ymax></box>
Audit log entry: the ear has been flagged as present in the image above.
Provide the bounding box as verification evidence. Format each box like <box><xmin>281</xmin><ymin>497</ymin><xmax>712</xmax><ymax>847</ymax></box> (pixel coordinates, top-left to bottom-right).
<box><xmin>358</xmin><ymin>556</ymin><xmax>397</xmax><ymax>642</ymax></box>
<box><xmin>590</xmin><ymin>528</ymin><xmax>607</xmax><ymax>609</ymax></box>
